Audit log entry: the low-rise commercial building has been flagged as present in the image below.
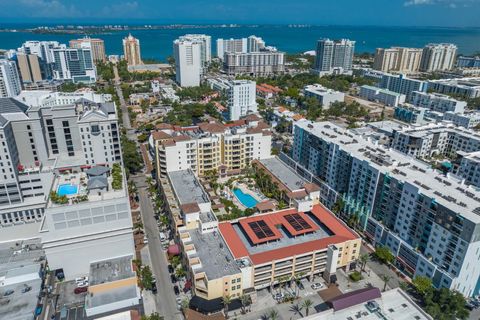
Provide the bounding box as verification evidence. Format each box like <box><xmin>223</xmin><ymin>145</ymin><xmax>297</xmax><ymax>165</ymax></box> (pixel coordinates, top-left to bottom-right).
<box><xmin>304</xmin><ymin>84</ymin><xmax>345</xmax><ymax>108</ymax></box>
<box><xmin>359</xmin><ymin>85</ymin><xmax>406</xmax><ymax>107</ymax></box>
<box><xmin>300</xmin><ymin>287</ymin><xmax>432</xmax><ymax>320</ymax></box>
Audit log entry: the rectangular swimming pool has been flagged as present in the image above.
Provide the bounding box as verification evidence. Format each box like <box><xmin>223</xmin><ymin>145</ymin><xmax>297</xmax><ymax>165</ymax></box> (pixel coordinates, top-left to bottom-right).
<box><xmin>57</xmin><ymin>184</ymin><xmax>79</xmax><ymax>196</ymax></box>
<box><xmin>233</xmin><ymin>188</ymin><xmax>259</xmax><ymax>208</ymax></box>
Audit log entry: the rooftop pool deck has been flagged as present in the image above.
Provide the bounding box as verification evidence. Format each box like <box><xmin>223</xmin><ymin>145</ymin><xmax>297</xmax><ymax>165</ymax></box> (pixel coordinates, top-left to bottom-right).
<box><xmin>233</xmin><ymin>188</ymin><xmax>259</xmax><ymax>209</ymax></box>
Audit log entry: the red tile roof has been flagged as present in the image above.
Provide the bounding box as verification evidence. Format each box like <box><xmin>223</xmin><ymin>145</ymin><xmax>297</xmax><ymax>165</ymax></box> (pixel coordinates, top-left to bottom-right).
<box><xmin>219</xmin><ymin>204</ymin><xmax>358</xmax><ymax>265</ymax></box>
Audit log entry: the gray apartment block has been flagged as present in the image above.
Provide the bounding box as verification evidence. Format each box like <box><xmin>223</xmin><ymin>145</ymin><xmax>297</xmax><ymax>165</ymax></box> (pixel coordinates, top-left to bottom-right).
<box><xmin>292</xmin><ymin>120</ymin><xmax>480</xmax><ymax>297</ymax></box>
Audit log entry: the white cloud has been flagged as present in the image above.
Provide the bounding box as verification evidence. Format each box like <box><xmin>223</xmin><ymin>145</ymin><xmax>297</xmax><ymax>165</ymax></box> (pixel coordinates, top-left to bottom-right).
<box><xmin>18</xmin><ymin>0</ymin><xmax>79</xmax><ymax>17</ymax></box>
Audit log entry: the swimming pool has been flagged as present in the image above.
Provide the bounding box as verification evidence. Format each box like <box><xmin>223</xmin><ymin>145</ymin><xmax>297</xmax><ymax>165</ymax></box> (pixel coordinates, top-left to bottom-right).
<box><xmin>233</xmin><ymin>188</ymin><xmax>259</xmax><ymax>208</ymax></box>
<box><xmin>57</xmin><ymin>184</ymin><xmax>79</xmax><ymax>196</ymax></box>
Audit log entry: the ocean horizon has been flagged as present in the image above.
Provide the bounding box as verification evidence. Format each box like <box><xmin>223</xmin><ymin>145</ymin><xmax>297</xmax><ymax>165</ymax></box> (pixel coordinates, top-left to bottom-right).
<box><xmin>1</xmin><ymin>24</ymin><xmax>479</xmax><ymax>62</ymax></box>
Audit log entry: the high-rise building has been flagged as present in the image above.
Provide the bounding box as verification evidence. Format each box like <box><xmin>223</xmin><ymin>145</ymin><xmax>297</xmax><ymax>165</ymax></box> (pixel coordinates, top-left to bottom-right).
<box><xmin>223</xmin><ymin>51</ymin><xmax>285</xmax><ymax>76</ymax></box>
<box><xmin>314</xmin><ymin>39</ymin><xmax>355</xmax><ymax>76</ymax></box>
<box><xmin>420</xmin><ymin>43</ymin><xmax>457</xmax><ymax>72</ymax></box>
<box><xmin>373</xmin><ymin>47</ymin><xmax>423</xmax><ymax>73</ymax></box>
<box><xmin>51</xmin><ymin>45</ymin><xmax>96</xmax><ymax>83</ymax></box>
<box><xmin>177</xmin><ymin>34</ymin><xmax>211</xmax><ymax>67</ymax></box>
<box><xmin>16</xmin><ymin>53</ymin><xmax>43</xmax><ymax>84</ymax></box>
<box><xmin>173</xmin><ymin>39</ymin><xmax>202</xmax><ymax>87</ymax></box>
<box><xmin>247</xmin><ymin>35</ymin><xmax>266</xmax><ymax>53</ymax></box>
<box><xmin>208</xmin><ymin>79</ymin><xmax>258</xmax><ymax>120</ymax></box>
<box><xmin>292</xmin><ymin>120</ymin><xmax>480</xmax><ymax>297</ymax></box>
<box><xmin>0</xmin><ymin>59</ymin><xmax>22</xmax><ymax>97</ymax></box>
<box><xmin>18</xmin><ymin>41</ymin><xmax>59</xmax><ymax>79</ymax></box>
<box><xmin>216</xmin><ymin>38</ymin><xmax>247</xmax><ymax>60</ymax></box>
<box><xmin>122</xmin><ymin>34</ymin><xmax>142</xmax><ymax>66</ymax></box>
<box><xmin>70</xmin><ymin>37</ymin><xmax>106</xmax><ymax>62</ymax></box>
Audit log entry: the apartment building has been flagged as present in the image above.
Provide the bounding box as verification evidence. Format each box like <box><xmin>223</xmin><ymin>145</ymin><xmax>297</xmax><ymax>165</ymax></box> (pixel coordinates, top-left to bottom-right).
<box><xmin>151</xmin><ymin>117</ymin><xmax>271</xmax><ymax>178</ymax></box>
<box><xmin>207</xmin><ymin>78</ymin><xmax>258</xmax><ymax>120</ymax></box>
<box><xmin>442</xmin><ymin>111</ymin><xmax>480</xmax><ymax>129</ymax></box>
<box><xmin>216</xmin><ymin>38</ymin><xmax>247</xmax><ymax>60</ymax></box>
<box><xmin>173</xmin><ymin>39</ymin><xmax>202</xmax><ymax>87</ymax></box>
<box><xmin>359</xmin><ymin>85</ymin><xmax>406</xmax><ymax>107</ymax></box>
<box><xmin>391</xmin><ymin>123</ymin><xmax>480</xmax><ymax>158</ymax></box>
<box><xmin>393</xmin><ymin>105</ymin><xmax>427</xmax><ymax>124</ymax></box>
<box><xmin>51</xmin><ymin>45</ymin><xmax>97</xmax><ymax>83</ymax></box>
<box><xmin>420</xmin><ymin>43</ymin><xmax>457</xmax><ymax>72</ymax></box>
<box><xmin>122</xmin><ymin>34</ymin><xmax>142</xmax><ymax>66</ymax></box>
<box><xmin>292</xmin><ymin>120</ymin><xmax>480</xmax><ymax>297</ymax></box>
<box><xmin>0</xmin><ymin>59</ymin><xmax>22</xmax><ymax>97</ymax></box>
<box><xmin>16</xmin><ymin>53</ymin><xmax>43</xmax><ymax>84</ymax></box>
<box><xmin>178</xmin><ymin>34</ymin><xmax>211</xmax><ymax>67</ymax></box>
<box><xmin>378</xmin><ymin>72</ymin><xmax>428</xmax><ymax>101</ymax></box>
<box><xmin>373</xmin><ymin>47</ymin><xmax>423</xmax><ymax>73</ymax></box>
<box><xmin>455</xmin><ymin>151</ymin><xmax>480</xmax><ymax>188</ymax></box>
<box><xmin>313</xmin><ymin>39</ymin><xmax>355</xmax><ymax>76</ymax></box>
<box><xmin>303</xmin><ymin>84</ymin><xmax>345</xmax><ymax>108</ymax></box>
<box><xmin>427</xmin><ymin>77</ymin><xmax>480</xmax><ymax>99</ymax></box>
<box><xmin>18</xmin><ymin>41</ymin><xmax>59</xmax><ymax>80</ymax></box>
<box><xmin>70</xmin><ymin>37</ymin><xmax>106</xmax><ymax>62</ymax></box>
<box><xmin>223</xmin><ymin>50</ymin><xmax>285</xmax><ymax>76</ymax></box>
<box><xmin>457</xmin><ymin>56</ymin><xmax>480</xmax><ymax>68</ymax></box>
<box><xmin>411</xmin><ymin>91</ymin><xmax>466</xmax><ymax>113</ymax></box>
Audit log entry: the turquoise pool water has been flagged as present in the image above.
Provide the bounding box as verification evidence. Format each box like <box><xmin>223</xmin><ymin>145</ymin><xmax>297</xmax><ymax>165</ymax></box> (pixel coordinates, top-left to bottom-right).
<box><xmin>233</xmin><ymin>188</ymin><xmax>259</xmax><ymax>208</ymax></box>
<box><xmin>57</xmin><ymin>184</ymin><xmax>78</xmax><ymax>196</ymax></box>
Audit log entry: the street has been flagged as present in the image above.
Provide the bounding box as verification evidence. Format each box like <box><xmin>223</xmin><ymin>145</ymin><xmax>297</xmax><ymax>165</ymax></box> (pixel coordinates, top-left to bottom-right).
<box><xmin>132</xmin><ymin>175</ymin><xmax>182</xmax><ymax>320</ymax></box>
<box><xmin>113</xmin><ymin>63</ymin><xmax>132</xmax><ymax>130</ymax></box>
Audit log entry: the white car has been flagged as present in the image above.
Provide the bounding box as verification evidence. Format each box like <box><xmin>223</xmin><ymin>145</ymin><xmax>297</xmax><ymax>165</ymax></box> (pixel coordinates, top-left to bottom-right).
<box><xmin>311</xmin><ymin>283</ymin><xmax>324</xmax><ymax>290</ymax></box>
<box><xmin>75</xmin><ymin>276</ymin><xmax>88</xmax><ymax>284</ymax></box>
<box><xmin>77</xmin><ymin>280</ymin><xmax>89</xmax><ymax>288</ymax></box>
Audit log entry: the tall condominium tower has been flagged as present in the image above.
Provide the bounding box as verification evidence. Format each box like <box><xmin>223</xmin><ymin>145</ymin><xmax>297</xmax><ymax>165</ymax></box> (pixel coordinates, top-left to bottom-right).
<box><xmin>122</xmin><ymin>34</ymin><xmax>143</xmax><ymax>66</ymax></box>
<box><xmin>177</xmin><ymin>34</ymin><xmax>211</xmax><ymax>68</ymax></box>
<box><xmin>16</xmin><ymin>53</ymin><xmax>43</xmax><ymax>84</ymax></box>
<box><xmin>420</xmin><ymin>43</ymin><xmax>457</xmax><ymax>72</ymax></box>
<box><xmin>51</xmin><ymin>45</ymin><xmax>96</xmax><ymax>83</ymax></box>
<box><xmin>247</xmin><ymin>35</ymin><xmax>266</xmax><ymax>53</ymax></box>
<box><xmin>314</xmin><ymin>39</ymin><xmax>355</xmax><ymax>76</ymax></box>
<box><xmin>0</xmin><ymin>59</ymin><xmax>22</xmax><ymax>97</ymax></box>
<box><xmin>70</xmin><ymin>37</ymin><xmax>106</xmax><ymax>62</ymax></box>
<box><xmin>373</xmin><ymin>47</ymin><xmax>423</xmax><ymax>73</ymax></box>
<box><xmin>216</xmin><ymin>38</ymin><xmax>248</xmax><ymax>60</ymax></box>
<box><xmin>173</xmin><ymin>39</ymin><xmax>202</xmax><ymax>87</ymax></box>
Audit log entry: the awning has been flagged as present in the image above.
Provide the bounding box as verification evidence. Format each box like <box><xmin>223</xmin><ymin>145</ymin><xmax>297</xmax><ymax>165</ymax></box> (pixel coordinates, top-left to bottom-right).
<box><xmin>168</xmin><ymin>244</ymin><xmax>180</xmax><ymax>256</ymax></box>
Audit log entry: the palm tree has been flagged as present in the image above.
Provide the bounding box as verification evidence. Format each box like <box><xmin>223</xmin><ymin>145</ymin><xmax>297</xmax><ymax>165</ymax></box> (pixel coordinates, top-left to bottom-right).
<box><xmin>222</xmin><ymin>295</ymin><xmax>232</xmax><ymax>318</ymax></box>
<box><xmin>358</xmin><ymin>253</ymin><xmax>370</xmax><ymax>272</ymax></box>
<box><xmin>302</xmin><ymin>299</ymin><xmax>313</xmax><ymax>316</ymax></box>
<box><xmin>380</xmin><ymin>274</ymin><xmax>392</xmax><ymax>292</ymax></box>
<box><xmin>239</xmin><ymin>294</ymin><xmax>251</xmax><ymax>314</ymax></box>
<box><xmin>289</xmin><ymin>304</ymin><xmax>304</xmax><ymax>318</ymax></box>
<box><xmin>269</xmin><ymin>309</ymin><xmax>279</xmax><ymax>320</ymax></box>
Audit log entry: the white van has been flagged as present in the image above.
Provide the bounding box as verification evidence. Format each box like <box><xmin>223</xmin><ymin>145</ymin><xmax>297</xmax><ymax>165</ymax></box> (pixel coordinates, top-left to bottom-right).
<box><xmin>159</xmin><ymin>232</ymin><xmax>167</xmax><ymax>242</ymax></box>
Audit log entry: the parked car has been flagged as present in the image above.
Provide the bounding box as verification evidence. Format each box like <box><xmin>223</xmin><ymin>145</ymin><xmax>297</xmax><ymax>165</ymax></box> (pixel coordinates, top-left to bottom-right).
<box><xmin>143</xmin><ymin>236</ymin><xmax>148</xmax><ymax>244</ymax></box>
<box><xmin>3</xmin><ymin>289</ymin><xmax>14</xmax><ymax>297</ymax></box>
<box><xmin>168</xmin><ymin>265</ymin><xmax>174</xmax><ymax>273</ymax></box>
<box><xmin>21</xmin><ymin>285</ymin><xmax>32</xmax><ymax>293</ymax></box>
<box><xmin>173</xmin><ymin>285</ymin><xmax>180</xmax><ymax>295</ymax></box>
<box><xmin>170</xmin><ymin>274</ymin><xmax>177</xmax><ymax>283</ymax></box>
<box><xmin>76</xmin><ymin>280</ymin><xmax>88</xmax><ymax>288</ymax></box>
<box><xmin>75</xmin><ymin>276</ymin><xmax>88</xmax><ymax>284</ymax></box>
<box><xmin>74</xmin><ymin>286</ymin><xmax>88</xmax><ymax>294</ymax></box>
<box><xmin>34</xmin><ymin>305</ymin><xmax>43</xmax><ymax>316</ymax></box>
<box><xmin>151</xmin><ymin>284</ymin><xmax>157</xmax><ymax>294</ymax></box>
<box><xmin>311</xmin><ymin>283</ymin><xmax>324</xmax><ymax>290</ymax></box>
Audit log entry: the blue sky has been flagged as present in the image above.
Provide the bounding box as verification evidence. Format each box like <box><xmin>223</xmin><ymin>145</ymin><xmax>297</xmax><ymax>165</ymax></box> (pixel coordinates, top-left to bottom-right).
<box><xmin>1</xmin><ymin>0</ymin><xmax>480</xmax><ymax>27</ymax></box>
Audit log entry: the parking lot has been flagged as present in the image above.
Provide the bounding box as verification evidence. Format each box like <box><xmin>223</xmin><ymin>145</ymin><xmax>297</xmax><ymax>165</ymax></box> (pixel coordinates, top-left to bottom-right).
<box><xmin>53</xmin><ymin>281</ymin><xmax>87</xmax><ymax>320</ymax></box>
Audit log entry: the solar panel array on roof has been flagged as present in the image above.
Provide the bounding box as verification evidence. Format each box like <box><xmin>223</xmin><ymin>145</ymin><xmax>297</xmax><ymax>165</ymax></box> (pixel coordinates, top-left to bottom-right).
<box><xmin>284</xmin><ymin>213</ymin><xmax>312</xmax><ymax>231</ymax></box>
<box><xmin>248</xmin><ymin>220</ymin><xmax>275</xmax><ymax>239</ymax></box>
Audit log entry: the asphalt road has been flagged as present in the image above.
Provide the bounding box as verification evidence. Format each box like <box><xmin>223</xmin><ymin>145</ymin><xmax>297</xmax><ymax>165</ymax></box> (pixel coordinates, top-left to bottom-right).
<box><xmin>133</xmin><ymin>175</ymin><xmax>182</xmax><ymax>320</ymax></box>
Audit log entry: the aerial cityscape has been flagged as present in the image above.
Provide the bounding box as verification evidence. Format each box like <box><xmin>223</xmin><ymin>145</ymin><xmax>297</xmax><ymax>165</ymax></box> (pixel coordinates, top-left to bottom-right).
<box><xmin>0</xmin><ymin>1</ymin><xmax>480</xmax><ymax>320</ymax></box>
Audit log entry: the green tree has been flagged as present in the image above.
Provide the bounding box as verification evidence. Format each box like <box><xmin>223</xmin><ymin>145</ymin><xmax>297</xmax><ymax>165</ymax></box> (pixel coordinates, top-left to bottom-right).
<box><xmin>240</xmin><ymin>294</ymin><xmax>252</xmax><ymax>314</ymax></box>
<box><xmin>380</xmin><ymin>274</ymin><xmax>391</xmax><ymax>292</ymax></box>
<box><xmin>141</xmin><ymin>266</ymin><xmax>154</xmax><ymax>290</ymax></box>
<box><xmin>269</xmin><ymin>309</ymin><xmax>279</xmax><ymax>320</ymax></box>
<box><xmin>121</xmin><ymin>135</ymin><xmax>143</xmax><ymax>174</ymax></box>
<box><xmin>374</xmin><ymin>246</ymin><xmax>395</xmax><ymax>265</ymax></box>
<box><xmin>141</xmin><ymin>313</ymin><xmax>163</xmax><ymax>320</ymax></box>
<box><xmin>302</xmin><ymin>299</ymin><xmax>313</xmax><ymax>316</ymax></box>
<box><xmin>222</xmin><ymin>295</ymin><xmax>232</xmax><ymax>318</ymax></box>
<box><xmin>358</xmin><ymin>253</ymin><xmax>370</xmax><ymax>272</ymax></box>
<box><xmin>412</xmin><ymin>276</ymin><xmax>433</xmax><ymax>296</ymax></box>
<box><xmin>289</xmin><ymin>304</ymin><xmax>304</xmax><ymax>318</ymax></box>
<box><xmin>424</xmin><ymin>288</ymin><xmax>469</xmax><ymax>320</ymax></box>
